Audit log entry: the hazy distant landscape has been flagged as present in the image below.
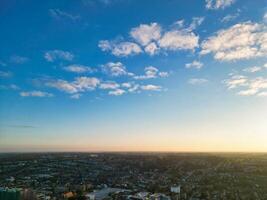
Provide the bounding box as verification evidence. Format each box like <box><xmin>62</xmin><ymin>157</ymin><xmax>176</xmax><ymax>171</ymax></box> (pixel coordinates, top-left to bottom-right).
<box><xmin>1</xmin><ymin>153</ymin><xmax>267</xmax><ymax>199</ymax></box>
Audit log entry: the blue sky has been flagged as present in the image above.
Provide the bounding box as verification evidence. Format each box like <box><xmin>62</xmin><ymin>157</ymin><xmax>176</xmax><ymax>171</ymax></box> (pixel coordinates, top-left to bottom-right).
<box><xmin>0</xmin><ymin>0</ymin><xmax>267</xmax><ymax>152</ymax></box>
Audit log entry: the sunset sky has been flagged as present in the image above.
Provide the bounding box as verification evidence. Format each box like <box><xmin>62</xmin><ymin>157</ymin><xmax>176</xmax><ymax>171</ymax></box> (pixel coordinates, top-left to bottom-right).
<box><xmin>0</xmin><ymin>0</ymin><xmax>267</xmax><ymax>152</ymax></box>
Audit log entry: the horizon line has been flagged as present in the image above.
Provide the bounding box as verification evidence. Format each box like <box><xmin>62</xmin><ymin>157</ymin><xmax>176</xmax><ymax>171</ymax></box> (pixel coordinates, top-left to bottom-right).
<box><xmin>1</xmin><ymin>150</ymin><xmax>267</xmax><ymax>154</ymax></box>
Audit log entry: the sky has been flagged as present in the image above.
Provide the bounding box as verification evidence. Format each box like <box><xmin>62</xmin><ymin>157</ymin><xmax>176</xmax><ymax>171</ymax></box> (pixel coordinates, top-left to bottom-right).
<box><xmin>0</xmin><ymin>0</ymin><xmax>267</xmax><ymax>152</ymax></box>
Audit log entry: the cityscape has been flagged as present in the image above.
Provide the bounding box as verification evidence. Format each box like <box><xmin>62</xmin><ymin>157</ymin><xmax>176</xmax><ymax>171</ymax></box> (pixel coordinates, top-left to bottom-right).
<box><xmin>1</xmin><ymin>153</ymin><xmax>267</xmax><ymax>200</ymax></box>
<box><xmin>1</xmin><ymin>0</ymin><xmax>267</xmax><ymax>199</ymax></box>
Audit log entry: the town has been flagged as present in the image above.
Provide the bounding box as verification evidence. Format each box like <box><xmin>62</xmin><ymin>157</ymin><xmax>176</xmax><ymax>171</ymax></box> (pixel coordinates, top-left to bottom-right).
<box><xmin>1</xmin><ymin>153</ymin><xmax>267</xmax><ymax>200</ymax></box>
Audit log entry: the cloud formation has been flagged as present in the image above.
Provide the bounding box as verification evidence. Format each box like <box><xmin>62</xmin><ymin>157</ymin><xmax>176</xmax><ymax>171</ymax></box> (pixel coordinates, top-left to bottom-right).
<box><xmin>101</xmin><ymin>62</ymin><xmax>131</xmax><ymax>76</ymax></box>
<box><xmin>200</xmin><ymin>22</ymin><xmax>267</xmax><ymax>61</ymax></box>
<box><xmin>159</xmin><ymin>30</ymin><xmax>199</xmax><ymax>51</ymax></box>
<box><xmin>134</xmin><ymin>66</ymin><xmax>169</xmax><ymax>80</ymax></box>
<box><xmin>206</xmin><ymin>0</ymin><xmax>235</xmax><ymax>10</ymax></box>
<box><xmin>130</xmin><ymin>23</ymin><xmax>162</xmax><ymax>46</ymax></box>
<box><xmin>98</xmin><ymin>40</ymin><xmax>142</xmax><ymax>57</ymax></box>
<box><xmin>108</xmin><ymin>88</ymin><xmax>125</xmax><ymax>96</ymax></box>
<box><xmin>224</xmin><ymin>74</ymin><xmax>267</xmax><ymax>96</ymax></box>
<box><xmin>46</xmin><ymin>77</ymin><xmax>100</xmax><ymax>94</ymax></box>
<box><xmin>188</xmin><ymin>78</ymin><xmax>208</xmax><ymax>85</ymax></box>
<box><xmin>141</xmin><ymin>84</ymin><xmax>162</xmax><ymax>91</ymax></box>
<box><xmin>44</xmin><ymin>50</ymin><xmax>74</xmax><ymax>62</ymax></box>
<box><xmin>63</xmin><ymin>64</ymin><xmax>94</xmax><ymax>73</ymax></box>
<box><xmin>20</xmin><ymin>91</ymin><xmax>53</xmax><ymax>97</ymax></box>
<box><xmin>99</xmin><ymin>81</ymin><xmax>120</xmax><ymax>89</ymax></box>
<box><xmin>99</xmin><ymin>18</ymin><xmax>201</xmax><ymax>57</ymax></box>
<box><xmin>185</xmin><ymin>61</ymin><xmax>203</xmax><ymax>69</ymax></box>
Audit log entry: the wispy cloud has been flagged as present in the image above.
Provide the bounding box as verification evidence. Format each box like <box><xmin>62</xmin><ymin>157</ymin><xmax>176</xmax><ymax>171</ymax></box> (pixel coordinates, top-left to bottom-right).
<box><xmin>46</xmin><ymin>77</ymin><xmax>100</xmax><ymax>94</ymax></box>
<box><xmin>185</xmin><ymin>61</ymin><xmax>203</xmax><ymax>69</ymax></box>
<box><xmin>0</xmin><ymin>84</ymin><xmax>19</xmax><ymax>90</ymax></box>
<box><xmin>49</xmin><ymin>9</ymin><xmax>80</xmax><ymax>21</ymax></box>
<box><xmin>10</xmin><ymin>55</ymin><xmax>29</xmax><ymax>64</ymax></box>
<box><xmin>134</xmin><ymin>66</ymin><xmax>169</xmax><ymax>80</ymax></box>
<box><xmin>0</xmin><ymin>60</ymin><xmax>7</xmax><ymax>66</ymax></box>
<box><xmin>101</xmin><ymin>62</ymin><xmax>132</xmax><ymax>76</ymax></box>
<box><xmin>206</xmin><ymin>0</ymin><xmax>235</xmax><ymax>10</ymax></box>
<box><xmin>20</xmin><ymin>91</ymin><xmax>54</xmax><ymax>97</ymax></box>
<box><xmin>221</xmin><ymin>13</ymin><xmax>239</xmax><ymax>23</ymax></box>
<box><xmin>63</xmin><ymin>64</ymin><xmax>95</xmax><ymax>73</ymax></box>
<box><xmin>6</xmin><ymin>124</ymin><xmax>37</xmax><ymax>129</ymax></box>
<box><xmin>188</xmin><ymin>78</ymin><xmax>208</xmax><ymax>85</ymax></box>
<box><xmin>0</xmin><ymin>71</ymin><xmax>12</xmax><ymax>78</ymax></box>
<box><xmin>44</xmin><ymin>50</ymin><xmax>74</xmax><ymax>62</ymax></box>
<box><xmin>108</xmin><ymin>88</ymin><xmax>125</xmax><ymax>96</ymax></box>
<box><xmin>70</xmin><ymin>93</ymin><xmax>82</xmax><ymax>99</ymax></box>
<box><xmin>99</xmin><ymin>40</ymin><xmax>142</xmax><ymax>57</ymax></box>
<box><xmin>224</xmin><ymin>74</ymin><xmax>267</xmax><ymax>97</ymax></box>
<box><xmin>141</xmin><ymin>84</ymin><xmax>162</xmax><ymax>91</ymax></box>
<box><xmin>100</xmin><ymin>81</ymin><xmax>120</xmax><ymax>90</ymax></box>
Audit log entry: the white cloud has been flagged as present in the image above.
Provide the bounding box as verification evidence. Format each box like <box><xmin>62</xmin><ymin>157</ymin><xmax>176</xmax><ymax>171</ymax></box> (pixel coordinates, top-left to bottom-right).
<box><xmin>221</xmin><ymin>13</ymin><xmax>239</xmax><ymax>23</ymax></box>
<box><xmin>99</xmin><ymin>81</ymin><xmax>120</xmax><ymax>89</ymax></box>
<box><xmin>159</xmin><ymin>71</ymin><xmax>169</xmax><ymax>78</ymax></box>
<box><xmin>46</xmin><ymin>79</ymin><xmax>79</xmax><ymax>93</ymax></box>
<box><xmin>134</xmin><ymin>66</ymin><xmax>169</xmax><ymax>80</ymax></box>
<box><xmin>108</xmin><ymin>88</ymin><xmax>125</xmax><ymax>96</ymax></box>
<box><xmin>141</xmin><ymin>84</ymin><xmax>162</xmax><ymax>91</ymax></box>
<box><xmin>0</xmin><ymin>71</ymin><xmax>12</xmax><ymax>78</ymax></box>
<box><xmin>99</xmin><ymin>18</ymin><xmax>201</xmax><ymax>56</ymax></box>
<box><xmin>224</xmin><ymin>75</ymin><xmax>248</xmax><ymax>89</ymax></box>
<box><xmin>44</xmin><ymin>50</ymin><xmax>74</xmax><ymax>62</ymax></box>
<box><xmin>188</xmin><ymin>17</ymin><xmax>205</xmax><ymax>31</ymax></box>
<box><xmin>237</xmin><ymin>88</ymin><xmax>258</xmax><ymax>96</ymax></box>
<box><xmin>134</xmin><ymin>66</ymin><xmax>157</xmax><ymax>80</ymax></box>
<box><xmin>243</xmin><ymin>66</ymin><xmax>262</xmax><ymax>73</ymax></box>
<box><xmin>49</xmin><ymin>9</ymin><xmax>80</xmax><ymax>21</ymax></box>
<box><xmin>98</xmin><ymin>40</ymin><xmax>112</xmax><ymax>51</ymax></box>
<box><xmin>102</xmin><ymin>62</ymin><xmax>129</xmax><ymax>76</ymax></box>
<box><xmin>130</xmin><ymin>23</ymin><xmax>161</xmax><ymax>46</ymax></box>
<box><xmin>20</xmin><ymin>91</ymin><xmax>53</xmax><ymax>97</ymax></box>
<box><xmin>10</xmin><ymin>55</ymin><xmax>29</xmax><ymax>64</ymax></box>
<box><xmin>70</xmin><ymin>93</ymin><xmax>82</xmax><ymax>99</ymax></box>
<box><xmin>258</xmin><ymin>91</ymin><xmax>267</xmax><ymax>97</ymax></box>
<box><xmin>185</xmin><ymin>61</ymin><xmax>203</xmax><ymax>69</ymax></box>
<box><xmin>159</xmin><ymin>30</ymin><xmax>199</xmax><ymax>51</ymax></box>
<box><xmin>120</xmin><ymin>82</ymin><xmax>140</xmax><ymax>93</ymax></box>
<box><xmin>98</xmin><ymin>40</ymin><xmax>142</xmax><ymax>57</ymax></box>
<box><xmin>63</xmin><ymin>64</ymin><xmax>94</xmax><ymax>73</ymax></box>
<box><xmin>206</xmin><ymin>0</ymin><xmax>235</xmax><ymax>10</ymax></box>
<box><xmin>121</xmin><ymin>82</ymin><xmax>132</xmax><ymax>88</ymax></box>
<box><xmin>73</xmin><ymin>77</ymin><xmax>100</xmax><ymax>91</ymax></box>
<box><xmin>144</xmin><ymin>42</ymin><xmax>159</xmax><ymax>55</ymax></box>
<box><xmin>224</xmin><ymin>74</ymin><xmax>267</xmax><ymax>96</ymax></box>
<box><xmin>174</xmin><ymin>20</ymin><xmax>184</xmax><ymax>28</ymax></box>
<box><xmin>263</xmin><ymin>12</ymin><xmax>267</xmax><ymax>23</ymax></box>
<box><xmin>112</xmin><ymin>42</ymin><xmax>142</xmax><ymax>57</ymax></box>
<box><xmin>46</xmin><ymin>77</ymin><xmax>100</xmax><ymax>94</ymax></box>
<box><xmin>188</xmin><ymin>78</ymin><xmax>208</xmax><ymax>85</ymax></box>
<box><xmin>128</xmin><ymin>84</ymin><xmax>140</xmax><ymax>93</ymax></box>
<box><xmin>200</xmin><ymin>22</ymin><xmax>267</xmax><ymax>61</ymax></box>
